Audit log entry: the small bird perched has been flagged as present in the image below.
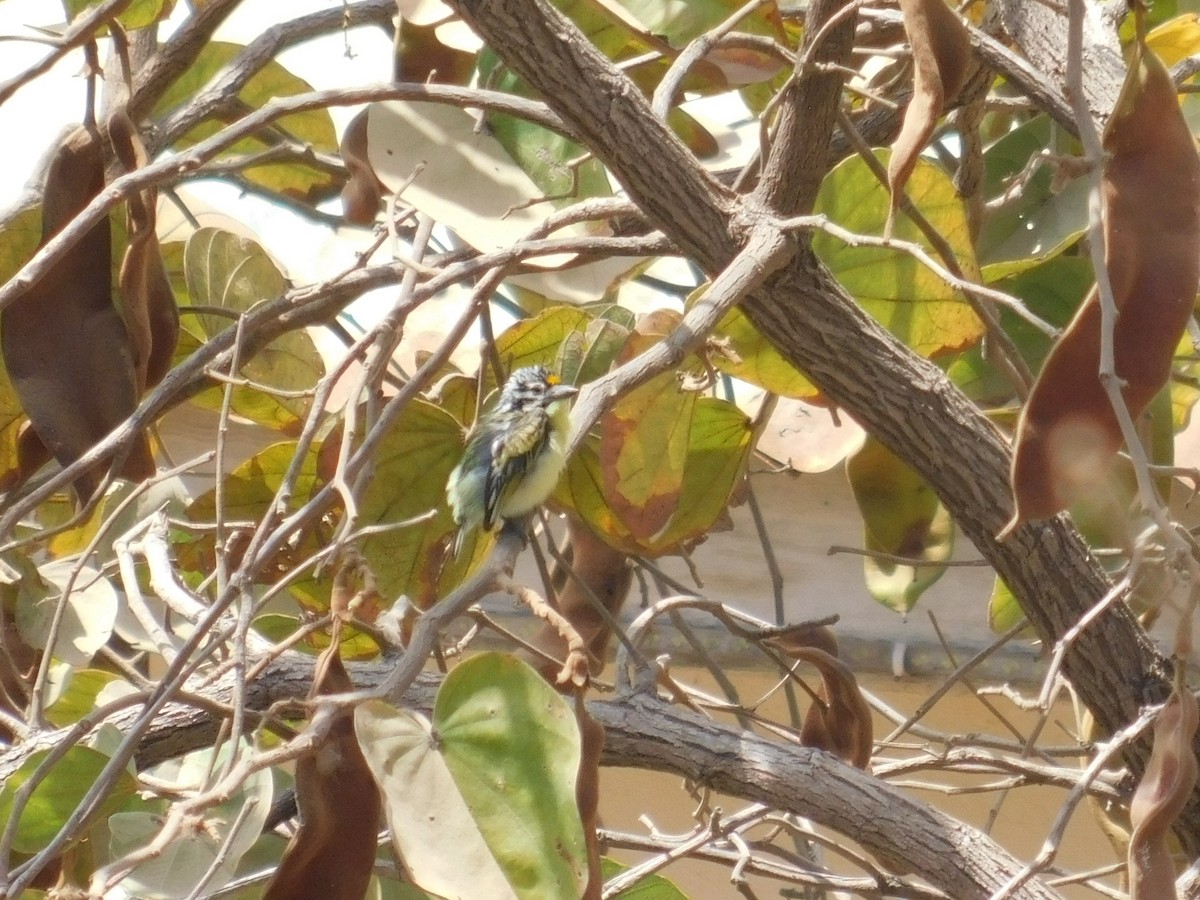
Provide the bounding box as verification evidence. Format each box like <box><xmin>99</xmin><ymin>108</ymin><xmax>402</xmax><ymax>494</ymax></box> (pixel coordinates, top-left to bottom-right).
<box><xmin>446</xmin><ymin>365</ymin><xmax>579</xmax><ymax>552</ymax></box>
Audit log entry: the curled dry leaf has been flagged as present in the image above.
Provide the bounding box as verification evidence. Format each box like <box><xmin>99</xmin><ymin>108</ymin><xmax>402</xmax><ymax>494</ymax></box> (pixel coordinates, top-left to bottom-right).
<box><xmin>262</xmin><ymin>643</ymin><xmax>380</xmax><ymax>900</ymax></box>
<box><xmin>339</xmin><ymin>109</ymin><xmax>386</xmax><ymax>225</ymax></box>
<box><xmin>888</xmin><ymin>0</ymin><xmax>972</xmax><ymax>231</ymax></box>
<box><xmin>0</xmin><ymin>125</ymin><xmax>152</xmax><ymax>503</ymax></box>
<box><xmin>1005</xmin><ymin>41</ymin><xmax>1200</xmax><ymax>530</ymax></box>
<box><xmin>767</xmin><ymin>628</ymin><xmax>873</xmax><ymax>769</ymax></box>
<box><xmin>519</xmin><ymin>517</ymin><xmax>632</xmax><ymax>682</ymax></box>
<box><xmin>108</xmin><ymin>109</ymin><xmax>179</xmax><ymax>394</ymax></box>
<box><xmin>1127</xmin><ymin>679</ymin><xmax>1198</xmax><ymax>900</ymax></box>
<box><xmin>575</xmin><ymin>698</ymin><xmax>604</xmax><ymax>900</ymax></box>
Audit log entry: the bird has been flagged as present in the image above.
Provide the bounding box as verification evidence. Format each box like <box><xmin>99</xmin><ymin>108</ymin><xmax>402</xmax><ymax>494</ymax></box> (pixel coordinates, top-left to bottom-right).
<box><xmin>446</xmin><ymin>365</ymin><xmax>579</xmax><ymax>553</ymax></box>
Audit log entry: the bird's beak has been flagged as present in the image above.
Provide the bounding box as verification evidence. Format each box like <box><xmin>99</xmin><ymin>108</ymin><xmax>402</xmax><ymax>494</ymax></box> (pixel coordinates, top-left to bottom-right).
<box><xmin>547</xmin><ymin>383</ymin><xmax>579</xmax><ymax>402</ymax></box>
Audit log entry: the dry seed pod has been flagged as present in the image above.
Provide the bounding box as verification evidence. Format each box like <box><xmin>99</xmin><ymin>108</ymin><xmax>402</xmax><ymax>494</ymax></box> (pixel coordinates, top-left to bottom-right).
<box><xmin>1</xmin><ymin>125</ymin><xmax>152</xmax><ymax>503</ymax></box>
<box><xmin>1127</xmin><ymin>680</ymin><xmax>1197</xmax><ymax>899</ymax></box>
<box><xmin>263</xmin><ymin>643</ymin><xmax>380</xmax><ymax>900</ymax></box>
<box><xmin>887</xmin><ymin>0</ymin><xmax>972</xmax><ymax>232</ymax></box>
<box><xmin>766</xmin><ymin>629</ymin><xmax>872</xmax><ymax>769</ymax></box>
<box><xmin>1004</xmin><ymin>40</ymin><xmax>1200</xmax><ymax>532</ymax></box>
<box><xmin>109</xmin><ymin>109</ymin><xmax>179</xmax><ymax>394</ymax></box>
<box><xmin>340</xmin><ymin>109</ymin><xmax>387</xmax><ymax>225</ymax></box>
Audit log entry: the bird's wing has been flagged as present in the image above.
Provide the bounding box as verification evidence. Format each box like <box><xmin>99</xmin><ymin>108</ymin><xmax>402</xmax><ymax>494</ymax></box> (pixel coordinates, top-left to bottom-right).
<box><xmin>483</xmin><ymin>407</ymin><xmax>549</xmax><ymax>529</ymax></box>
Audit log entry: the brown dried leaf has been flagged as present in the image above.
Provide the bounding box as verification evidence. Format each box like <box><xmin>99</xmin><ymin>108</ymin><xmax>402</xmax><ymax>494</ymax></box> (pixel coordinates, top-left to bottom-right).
<box><xmin>764</xmin><ymin>623</ymin><xmax>840</xmax><ymax>659</ymax></box>
<box><xmin>1005</xmin><ymin>42</ymin><xmax>1200</xmax><ymax>529</ymax></box>
<box><xmin>10</xmin><ymin>422</ymin><xmax>51</xmax><ymax>493</ymax></box>
<box><xmin>888</xmin><ymin>0</ymin><xmax>972</xmax><ymax>230</ymax></box>
<box><xmin>575</xmin><ymin>699</ymin><xmax>604</xmax><ymax>900</ymax></box>
<box><xmin>1</xmin><ymin>125</ymin><xmax>152</xmax><ymax>503</ymax></box>
<box><xmin>702</xmin><ymin>45</ymin><xmax>786</xmax><ymax>86</ymax></box>
<box><xmin>108</xmin><ymin>110</ymin><xmax>179</xmax><ymax>394</ymax></box>
<box><xmin>520</xmin><ymin>517</ymin><xmax>631</xmax><ymax>682</ymax></box>
<box><xmin>339</xmin><ymin>110</ymin><xmax>386</xmax><ymax>225</ymax></box>
<box><xmin>768</xmin><ymin>632</ymin><xmax>873</xmax><ymax>769</ymax></box>
<box><xmin>396</xmin><ymin>18</ymin><xmax>477</xmax><ymax>85</ymax></box>
<box><xmin>263</xmin><ymin>645</ymin><xmax>380</xmax><ymax>900</ymax></box>
<box><xmin>1128</xmin><ymin>680</ymin><xmax>1198</xmax><ymax>900</ymax></box>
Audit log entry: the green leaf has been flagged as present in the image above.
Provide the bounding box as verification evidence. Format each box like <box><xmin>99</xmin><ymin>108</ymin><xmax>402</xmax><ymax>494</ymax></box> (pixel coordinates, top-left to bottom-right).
<box><xmin>183</xmin><ymin>227</ymin><xmax>323</xmax><ymax>431</ymax></box>
<box><xmin>15</xmin><ymin>560</ymin><xmax>117</xmax><ymax>667</ymax></box>
<box><xmin>708</xmin><ymin>304</ymin><xmax>818</xmax><ymax>399</ymax></box>
<box><xmin>987</xmin><ymin>577</ymin><xmax>1028</xmax><ymax>634</ymax></box>
<box><xmin>184</xmin><ymin>440</ymin><xmax>329</xmax><ymax>606</ymax></box>
<box><xmin>993</xmin><ymin>257</ymin><xmax>1094</xmax><ymax>367</ymax></box>
<box><xmin>602</xmin><ymin>858</ymin><xmax>688</xmax><ymax>899</ymax></box>
<box><xmin>612</xmin><ymin>0</ymin><xmax>783</xmax><ymax>46</ymax></box>
<box><xmin>846</xmin><ymin>436</ymin><xmax>953</xmax><ymax>614</ymax></box>
<box><xmin>0</xmin><ymin>746</ymin><xmax>137</xmax><ymax>854</ymax></box>
<box><xmin>481</xmin><ymin>303</ymin><xmax>630</xmax><ymax>398</ymax></box>
<box><xmin>253</xmin><ymin>613</ymin><xmax>380</xmax><ymax>661</ymax></box>
<box><xmin>943</xmin><ymin>256</ymin><xmax>1093</xmax><ymax>404</ymax></box>
<box><xmin>355</xmin><ymin>653</ymin><xmax>587</xmax><ymax>900</ymax></box>
<box><xmin>0</xmin><ymin>204</ymin><xmax>42</xmax><ymax>480</ymax></box>
<box><xmin>358</xmin><ymin>399</ymin><xmax>468</xmax><ymax>607</ymax></box>
<box><xmin>567</xmin><ymin>394</ymin><xmax>752</xmax><ymax>556</ymax></box>
<box><xmin>812</xmin><ymin>151</ymin><xmax>985</xmax><ymax>358</ymax></box>
<box><xmin>188</xmin><ymin>440</ymin><xmax>320</xmax><ymax>525</ymax></box>
<box><xmin>47</xmin><ymin>476</ymin><xmax>190</xmax><ymax>562</ymax></box>
<box><xmin>64</xmin><ymin>0</ymin><xmax>173</xmax><ymax>29</ymax></box>
<box><xmin>558</xmin><ymin>310</ymin><xmax>631</xmax><ymax>386</ymax></box>
<box><xmin>45</xmin><ymin>669</ymin><xmax>121</xmax><ymax>728</ymax></box>
<box><xmin>0</xmin><ymin>203</ymin><xmax>41</xmax><ymax>286</ymax></box>
<box><xmin>151</xmin><ymin>42</ymin><xmax>338</xmax><ymax>201</ymax></box>
<box><xmin>483</xmin><ymin>69</ymin><xmax>613</xmax><ymax>205</ymax></box>
<box><xmin>599</xmin><ymin>369</ymin><xmax>695</xmax><ymax>541</ymax></box>
<box><xmin>976</xmin><ymin>117</ymin><xmax>1088</xmax><ymax>280</ymax></box>
<box><xmin>110</xmin><ymin>742</ymin><xmax>272</xmax><ymax>897</ymax></box>
<box><xmin>1171</xmin><ymin>334</ymin><xmax>1200</xmax><ymax>430</ymax></box>
<box><xmin>494</xmin><ymin>306</ymin><xmax>592</xmax><ymax>382</ymax></box>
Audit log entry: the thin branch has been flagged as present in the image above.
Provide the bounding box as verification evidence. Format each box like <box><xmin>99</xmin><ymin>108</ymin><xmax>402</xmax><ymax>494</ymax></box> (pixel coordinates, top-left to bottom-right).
<box><xmin>0</xmin><ymin>0</ymin><xmax>131</xmax><ymax>107</ymax></box>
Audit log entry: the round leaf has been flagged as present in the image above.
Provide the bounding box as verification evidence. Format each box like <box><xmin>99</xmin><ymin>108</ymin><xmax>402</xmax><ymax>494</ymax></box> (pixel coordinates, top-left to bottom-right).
<box><xmin>356</xmin><ymin>653</ymin><xmax>587</xmax><ymax>899</ymax></box>
<box><xmin>435</xmin><ymin>653</ymin><xmax>588</xmax><ymax>899</ymax></box>
<box><xmin>358</xmin><ymin>399</ymin><xmax>467</xmax><ymax>606</ymax></box>
<box><xmin>16</xmin><ymin>559</ymin><xmax>117</xmax><ymax>666</ymax></box>
<box><xmin>708</xmin><ymin>305</ymin><xmax>818</xmax><ymax>399</ymax></box>
<box><xmin>111</xmin><ymin>743</ymin><xmax>272</xmax><ymax>898</ymax></box>
<box><xmin>355</xmin><ymin>702</ymin><xmax>518</xmax><ymax>900</ymax></box>
<box><xmin>812</xmin><ymin>151</ymin><xmax>984</xmax><ymax>358</ymax></box>
<box><xmin>152</xmin><ymin>42</ymin><xmax>338</xmax><ymax>201</ymax></box>
<box><xmin>0</xmin><ymin>746</ymin><xmax>136</xmax><ymax>854</ymax></box>
<box><xmin>846</xmin><ymin>436</ymin><xmax>954</xmax><ymax>614</ymax></box>
<box><xmin>183</xmin><ymin>228</ymin><xmax>324</xmax><ymax>430</ymax></box>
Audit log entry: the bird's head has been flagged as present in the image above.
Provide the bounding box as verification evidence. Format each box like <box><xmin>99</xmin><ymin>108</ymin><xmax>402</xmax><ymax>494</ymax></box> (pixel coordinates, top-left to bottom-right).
<box><xmin>497</xmin><ymin>365</ymin><xmax>579</xmax><ymax>414</ymax></box>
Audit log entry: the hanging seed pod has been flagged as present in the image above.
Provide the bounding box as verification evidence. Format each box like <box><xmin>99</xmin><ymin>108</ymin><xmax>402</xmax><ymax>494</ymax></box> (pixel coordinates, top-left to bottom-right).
<box><xmin>887</xmin><ymin>0</ymin><xmax>972</xmax><ymax>233</ymax></box>
<box><xmin>1004</xmin><ymin>37</ymin><xmax>1200</xmax><ymax>531</ymax></box>
<box><xmin>1</xmin><ymin>124</ymin><xmax>151</xmax><ymax>503</ymax></box>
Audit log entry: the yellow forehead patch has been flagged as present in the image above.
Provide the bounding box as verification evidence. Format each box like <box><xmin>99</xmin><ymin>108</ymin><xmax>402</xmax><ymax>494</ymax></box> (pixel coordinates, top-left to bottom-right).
<box><xmin>546</xmin><ymin>373</ymin><xmax>561</xmax><ymax>385</ymax></box>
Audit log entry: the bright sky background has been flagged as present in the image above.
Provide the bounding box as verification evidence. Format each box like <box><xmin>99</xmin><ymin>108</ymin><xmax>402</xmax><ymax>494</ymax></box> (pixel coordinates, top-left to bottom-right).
<box><xmin>0</xmin><ymin>1</ymin><xmax>501</xmax><ymax>374</ymax></box>
<box><xmin>1</xmin><ymin>0</ymin><xmax>393</xmax><ymax>206</ymax></box>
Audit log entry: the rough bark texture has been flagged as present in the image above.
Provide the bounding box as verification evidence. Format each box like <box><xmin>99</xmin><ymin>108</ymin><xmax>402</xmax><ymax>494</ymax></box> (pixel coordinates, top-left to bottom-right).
<box><xmin>444</xmin><ymin>0</ymin><xmax>1191</xmax><ymax>853</ymax></box>
<box><xmin>993</xmin><ymin>0</ymin><xmax>1125</xmax><ymax>127</ymax></box>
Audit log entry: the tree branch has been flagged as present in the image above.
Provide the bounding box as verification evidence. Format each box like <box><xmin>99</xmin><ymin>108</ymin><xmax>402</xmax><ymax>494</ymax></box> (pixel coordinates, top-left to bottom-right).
<box><xmin>147</xmin><ymin>0</ymin><xmax>395</xmax><ymax>153</ymax></box>
<box><xmin>0</xmin><ymin>652</ymin><xmax>1064</xmax><ymax>900</ymax></box>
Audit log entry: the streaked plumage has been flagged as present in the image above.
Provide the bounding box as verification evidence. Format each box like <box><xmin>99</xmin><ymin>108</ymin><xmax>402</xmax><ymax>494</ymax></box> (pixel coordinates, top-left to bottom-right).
<box><xmin>447</xmin><ymin>366</ymin><xmax>578</xmax><ymax>551</ymax></box>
